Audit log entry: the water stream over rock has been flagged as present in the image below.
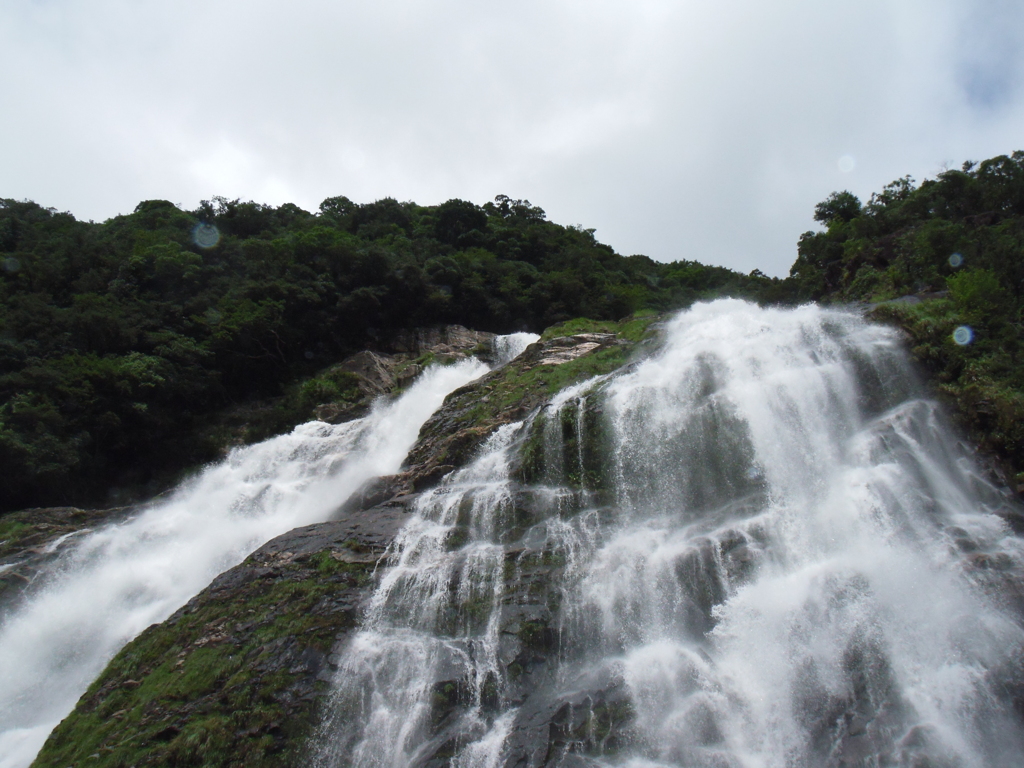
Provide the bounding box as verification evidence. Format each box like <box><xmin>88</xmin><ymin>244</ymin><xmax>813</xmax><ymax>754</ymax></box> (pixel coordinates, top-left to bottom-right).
<box><xmin>315</xmin><ymin>300</ymin><xmax>1024</xmax><ymax>768</ymax></box>
<box><xmin>0</xmin><ymin>358</ymin><xmax>493</xmax><ymax>768</ymax></box>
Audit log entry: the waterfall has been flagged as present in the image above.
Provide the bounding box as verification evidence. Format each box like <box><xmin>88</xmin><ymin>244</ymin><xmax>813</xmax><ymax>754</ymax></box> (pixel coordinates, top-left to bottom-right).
<box><xmin>492</xmin><ymin>333</ymin><xmax>541</xmax><ymax>366</ymax></box>
<box><xmin>0</xmin><ymin>357</ymin><xmax>491</xmax><ymax>768</ymax></box>
<box><xmin>313</xmin><ymin>422</ymin><xmax>526</xmax><ymax>768</ymax></box>
<box><xmin>315</xmin><ymin>300</ymin><xmax>1024</xmax><ymax>768</ymax></box>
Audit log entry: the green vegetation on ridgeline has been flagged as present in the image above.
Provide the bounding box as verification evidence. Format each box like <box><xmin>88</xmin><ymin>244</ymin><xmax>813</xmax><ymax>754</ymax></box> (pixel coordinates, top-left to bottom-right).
<box><xmin>9</xmin><ymin>149</ymin><xmax>1020</xmax><ymax>512</ymax></box>
<box><xmin>403</xmin><ymin>313</ymin><xmax>661</xmax><ymax>489</ymax></box>
<box><xmin>0</xmin><ymin>195</ymin><xmax>783</xmax><ymax>513</ymax></box>
<box><xmin>793</xmin><ymin>151</ymin><xmax>1024</xmax><ymax>485</ymax></box>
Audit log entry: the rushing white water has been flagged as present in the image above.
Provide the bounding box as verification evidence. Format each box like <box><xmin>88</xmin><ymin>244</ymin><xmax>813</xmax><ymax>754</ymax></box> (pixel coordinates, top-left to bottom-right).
<box><xmin>317</xmin><ymin>299</ymin><xmax>1024</xmax><ymax>768</ymax></box>
<box><xmin>492</xmin><ymin>332</ymin><xmax>540</xmax><ymax>366</ymax></box>
<box><xmin>588</xmin><ymin>301</ymin><xmax>1024</xmax><ymax>767</ymax></box>
<box><xmin>313</xmin><ymin>421</ymin><xmax>525</xmax><ymax>768</ymax></box>
<box><xmin>0</xmin><ymin>357</ymin><xmax>490</xmax><ymax>768</ymax></box>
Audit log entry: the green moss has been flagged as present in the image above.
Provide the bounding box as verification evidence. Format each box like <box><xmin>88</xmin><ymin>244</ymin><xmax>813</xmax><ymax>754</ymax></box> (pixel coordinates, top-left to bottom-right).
<box><xmin>539</xmin><ymin>312</ymin><xmax>659</xmax><ymax>343</ymax></box>
<box><xmin>0</xmin><ymin>519</ymin><xmax>31</xmax><ymax>554</ymax></box>
<box><xmin>541</xmin><ymin>550</ymin><xmax>566</xmax><ymax>567</ymax></box>
<box><xmin>458</xmin><ymin>592</ymin><xmax>497</xmax><ymax>633</ymax></box>
<box><xmin>514</xmin><ymin>383</ymin><xmax>617</xmax><ymax>491</ymax></box>
<box><xmin>517</xmin><ymin>412</ymin><xmax>549</xmax><ymax>485</ymax></box>
<box><xmin>460</xmin><ymin>343</ymin><xmax>625</xmax><ymax>430</ymax></box>
<box><xmin>468</xmin><ymin>341</ymin><xmax>491</xmax><ymax>358</ymax></box>
<box><xmin>446</xmin><ymin>526</ymin><xmax>470</xmax><ymax>551</ymax></box>
<box><xmin>342</xmin><ymin>538</ymin><xmax>373</xmax><ymax>554</ymax></box>
<box><xmin>540</xmin><ymin>318</ymin><xmax>621</xmax><ymax>340</ymax></box>
<box><xmin>431</xmin><ymin>681</ymin><xmax>462</xmax><ymax>725</ymax></box>
<box><xmin>518</xmin><ymin>619</ymin><xmax>554</xmax><ymax>650</ymax></box>
<box><xmin>870</xmin><ymin>297</ymin><xmax>1024</xmax><ymax>483</ymax></box>
<box><xmin>33</xmin><ymin>552</ymin><xmax>375</xmax><ymax>768</ymax></box>
<box><xmin>584</xmin><ymin>700</ymin><xmax>636</xmax><ymax>755</ymax></box>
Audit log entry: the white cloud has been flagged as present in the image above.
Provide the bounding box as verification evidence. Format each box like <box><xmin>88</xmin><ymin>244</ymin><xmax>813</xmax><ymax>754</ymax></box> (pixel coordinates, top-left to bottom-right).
<box><xmin>1</xmin><ymin>0</ymin><xmax>1022</xmax><ymax>275</ymax></box>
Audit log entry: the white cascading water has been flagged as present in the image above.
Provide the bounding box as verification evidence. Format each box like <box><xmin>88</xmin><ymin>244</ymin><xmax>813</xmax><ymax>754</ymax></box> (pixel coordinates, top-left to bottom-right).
<box><xmin>313</xmin><ymin>422</ymin><xmax>526</xmax><ymax>768</ymax></box>
<box><xmin>0</xmin><ymin>356</ymin><xmax>495</xmax><ymax>768</ymax></box>
<box><xmin>315</xmin><ymin>299</ymin><xmax>1024</xmax><ymax>768</ymax></box>
<box><xmin>492</xmin><ymin>333</ymin><xmax>541</xmax><ymax>366</ymax></box>
<box><xmin>592</xmin><ymin>300</ymin><xmax>1024</xmax><ymax>767</ymax></box>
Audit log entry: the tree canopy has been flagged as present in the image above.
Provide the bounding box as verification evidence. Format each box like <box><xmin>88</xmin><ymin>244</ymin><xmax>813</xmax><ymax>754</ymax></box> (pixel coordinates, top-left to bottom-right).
<box><xmin>10</xmin><ymin>149</ymin><xmax>1020</xmax><ymax>513</ymax></box>
<box><xmin>0</xmin><ymin>194</ymin><xmax>780</xmax><ymax>512</ymax></box>
<box><xmin>792</xmin><ymin>151</ymin><xmax>1024</xmax><ymax>486</ymax></box>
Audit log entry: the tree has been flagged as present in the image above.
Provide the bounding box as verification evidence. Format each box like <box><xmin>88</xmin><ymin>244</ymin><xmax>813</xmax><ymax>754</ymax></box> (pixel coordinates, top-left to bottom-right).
<box><xmin>813</xmin><ymin>191</ymin><xmax>862</xmax><ymax>226</ymax></box>
<box><xmin>434</xmin><ymin>199</ymin><xmax>488</xmax><ymax>245</ymax></box>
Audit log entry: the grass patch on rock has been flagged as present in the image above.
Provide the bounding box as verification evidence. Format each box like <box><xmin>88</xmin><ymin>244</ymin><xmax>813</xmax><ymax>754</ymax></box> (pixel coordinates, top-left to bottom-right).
<box><xmin>871</xmin><ymin>296</ymin><xmax>1024</xmax><ymax>487</ymax></box>
<box><xmin>33</xmin><ymin>549</ymin><xmax>375</xmax><ymax>768</ymax></box>
<box><xmin>405</xmin><ymin>313</ymin><xmax>660</xmax><ymax>484</ymax></box>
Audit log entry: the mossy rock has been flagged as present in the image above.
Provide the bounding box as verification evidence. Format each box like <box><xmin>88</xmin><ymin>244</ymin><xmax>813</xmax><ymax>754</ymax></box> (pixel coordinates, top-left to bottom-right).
<box><xmin>869</xmin><ymin>297</ymin><xmax>1024</xmax><ymax>492</ymax></box>
<box><xmin>404</xmin><ymin>313</ymin><xmax>662</xmax><ymax>490</ymax></box>
<box><xmin>31</xmin><ymin>504</ymin><xmax>411</xmax><ymax>768</ymax></box>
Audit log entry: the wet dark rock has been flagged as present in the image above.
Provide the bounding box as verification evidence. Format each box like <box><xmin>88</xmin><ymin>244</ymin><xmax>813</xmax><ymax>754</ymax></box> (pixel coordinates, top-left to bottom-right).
<box><xmin>0</xmin><ymin>505</ymin><xmax>137</xmax><ymax>608</ymax></box>
<box><xmin>672</xmin><ymin>538</ymin><xmax>727</xmax><ymax>636</ymax></box>
<box><xmin>503</xmin><ymin>667</ymin><xmax>636</xmax><ymax>768</ymax></box>
<box><xmin>314</xmin><ymin>325</ymin><xmax>496</xmax><ymax>425</ymax></box>
<box><xmin>32</xmin><ymin>502</ymin><xmax>409</xmax><ymax>768</ymax></box>
<box><xmin>332</xmin><ymin>473</ymin><xmax>419</xmax><ymax>516</ymax></box>
<box><xmin>404</xmin><ymin>330</ymin><xmax>634</xmax><ymax>493</ymax></box>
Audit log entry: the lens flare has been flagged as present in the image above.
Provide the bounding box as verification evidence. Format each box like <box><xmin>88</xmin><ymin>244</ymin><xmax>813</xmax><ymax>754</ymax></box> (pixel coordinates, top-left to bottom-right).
<box><xmin>838</xmin><ymin>155</ymin><xmax>856</xmax><ymax>173</ymax></box>
<box><xmin>948</xmin><ymin>252</ymin><xmax>964</xmax><ymax>268</ymax></box>
<box><xmin>953</xmin><ymin>325</ymin><xmax>973</xmax><ymax>345</ymax></box>
<box><xmin>3</xmin><ymin>257</ymin><xmax>20</xmax><ymax>273</ymax></box>
<box><xmin>192</xmin><ymin>223</ymin><xmax>220</xmax><ymax>249</ymax></box>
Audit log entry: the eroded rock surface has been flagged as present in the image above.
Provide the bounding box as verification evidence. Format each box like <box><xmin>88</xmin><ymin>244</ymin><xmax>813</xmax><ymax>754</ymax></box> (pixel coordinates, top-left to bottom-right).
<box><xmin>314</xmin><ymin>325</ymin><xmax>495</xmax><ymax>424</ymax></box>
<box><xmin>32</xmin><ymin>498</ymin><xmax>418</xmax><ymax>768</ymax></box>
<box><xmin>536</xmin><ymin>334</ymin><xmax>615</xmax><ymax>366</ymax></box>
<box><xmin>0</xmin><ymin>505</ymin><xmax>136</xmax><ymax>607</ymax></box>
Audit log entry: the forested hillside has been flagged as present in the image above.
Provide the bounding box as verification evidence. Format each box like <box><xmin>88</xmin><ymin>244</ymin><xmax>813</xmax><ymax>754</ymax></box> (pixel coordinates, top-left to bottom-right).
<box><xmin>793</xmin><ymin>150</ymin><xmax>1024</xmax><ymax>489</ymax></box>
<box><xmin>4</xmin><ymin>151</ymin><xmax>1023</xmax><ymax>514</ymax></box>
<box><xmin>0</xmin><ymin>194</ymin><xmax>780</xmax><ymax>512</ymax></box>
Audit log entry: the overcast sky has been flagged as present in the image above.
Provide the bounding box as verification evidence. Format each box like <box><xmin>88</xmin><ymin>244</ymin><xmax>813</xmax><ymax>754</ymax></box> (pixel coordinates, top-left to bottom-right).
<box><xmin>2</xmin><ymin>0</ymin><xmax>1023</xmax><ymax>276</ymax></box>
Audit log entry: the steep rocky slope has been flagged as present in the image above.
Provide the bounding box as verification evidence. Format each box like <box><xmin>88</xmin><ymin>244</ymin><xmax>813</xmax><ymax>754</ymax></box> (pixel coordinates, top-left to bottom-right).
<box><xmin>29</xmin><ymin>316</ymin><xmax>658</xmax><ymax>768</ymax></box>
<box><xmin>29</xmin><ymin>501</ymin><xmax>413</xmax><ymax>768</ymax></box>
<box><xmin>0</xmin><ymin>506</ymin><xmax>135</xmax><ymax>608</ymax></box>
<box><xmin>22</xmin><ymin>303</ymin><xmax>1024</xmax><ymax>768</ymax></box>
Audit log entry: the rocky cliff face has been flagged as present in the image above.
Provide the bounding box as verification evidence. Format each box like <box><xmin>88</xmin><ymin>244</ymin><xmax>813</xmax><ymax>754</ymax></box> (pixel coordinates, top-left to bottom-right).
<box><xmin>313</xmin><ymin>325</ymin><xmax>496</xmax><ymax>424</ymax></box>
<box><xmin>27</xmin><ymin>316</ymin><xmax>658</xmax><ymax>768</ymax></box>
<box><xmin>0</xmin><ymin>506</ymin><xmax>134</xmax><ymax>609</ymax></box>
<box><xmin>18</xmin><ymin>301</ymin><xmax>1024</xmax><ymax>768</ymax></box>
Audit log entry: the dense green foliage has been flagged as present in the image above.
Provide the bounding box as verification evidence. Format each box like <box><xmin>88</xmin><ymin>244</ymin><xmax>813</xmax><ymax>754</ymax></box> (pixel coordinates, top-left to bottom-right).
<box><xmin>8</xmin><ymin>149</ymin><xmax>1020</xmax><ymax>512</ymax></box>
<box><xmin>793</xmin><ymin>151</ymin><xmax>1024</xmax><ymax>484</ymax></box>
<box><xmin>0</xmin><ymin>194</ymin><xmax>778</xmax><ymax>512</ymax></box>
